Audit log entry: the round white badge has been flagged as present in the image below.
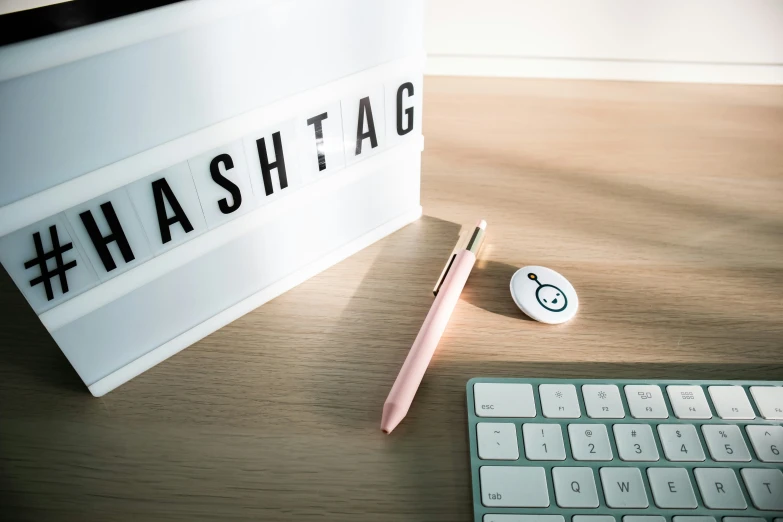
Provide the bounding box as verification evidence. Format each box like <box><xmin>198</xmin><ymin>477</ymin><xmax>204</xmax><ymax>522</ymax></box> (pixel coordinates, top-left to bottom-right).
<box><xmin>510</xmin><ymin>266</ymin><xmax>578</xmax><ymax>324</ymax></box>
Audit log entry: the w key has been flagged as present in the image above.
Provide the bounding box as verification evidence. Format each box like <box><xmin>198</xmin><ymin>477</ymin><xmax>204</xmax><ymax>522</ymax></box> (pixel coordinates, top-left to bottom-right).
<box><xmin>599</xmin><ymin>467</ymin><xmax>649</xmax><ymax>508</ymax></box>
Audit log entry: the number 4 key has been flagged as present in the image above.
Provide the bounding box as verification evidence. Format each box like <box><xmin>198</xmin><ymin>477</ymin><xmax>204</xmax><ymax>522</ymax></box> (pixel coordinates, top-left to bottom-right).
<box><xmin>657</xmin><ymin>424</ymin><xmax>706</xmax><ymax>462</ymax></box>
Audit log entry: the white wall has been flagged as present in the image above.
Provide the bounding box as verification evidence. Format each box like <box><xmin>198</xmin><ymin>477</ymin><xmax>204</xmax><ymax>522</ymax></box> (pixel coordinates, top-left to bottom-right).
<box><xmin>425</xmin><ymin>0</ymin><xmax>783</xmax><ymax>84</ymax></box>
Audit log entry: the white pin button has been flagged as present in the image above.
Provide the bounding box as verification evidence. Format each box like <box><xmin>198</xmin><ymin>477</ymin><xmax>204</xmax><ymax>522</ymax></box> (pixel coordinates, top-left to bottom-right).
<box><xmin>510</xmin><ymin>266</ymin><xmax>578</xmax><ymax>324</ymax></box>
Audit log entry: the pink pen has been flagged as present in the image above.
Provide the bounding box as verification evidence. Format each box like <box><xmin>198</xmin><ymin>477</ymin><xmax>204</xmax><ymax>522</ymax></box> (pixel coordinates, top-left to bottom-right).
<box><xmin>381</xmin><ymin>220</ymin><xmax>486</xmax><ymax>434</ymax></box>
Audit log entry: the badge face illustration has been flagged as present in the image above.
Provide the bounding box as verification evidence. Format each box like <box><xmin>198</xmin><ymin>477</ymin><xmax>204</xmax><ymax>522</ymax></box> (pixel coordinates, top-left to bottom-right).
<box><xmin>509</xmin><ymin>266</ymin><xmax>578</xmax><ymax>324</ymax></box>
<box><xmin>528</xmin><ymin>272</ymin><xmax>567</xmax><ymax>312</ymax></box>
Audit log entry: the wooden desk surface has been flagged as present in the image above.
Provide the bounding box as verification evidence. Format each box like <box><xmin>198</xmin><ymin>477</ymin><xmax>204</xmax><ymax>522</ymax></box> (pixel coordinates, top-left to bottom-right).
<box><xmin>1</xmin><ymin>77</ymin><xmax>782</xmax><ymax>521</ymax></box>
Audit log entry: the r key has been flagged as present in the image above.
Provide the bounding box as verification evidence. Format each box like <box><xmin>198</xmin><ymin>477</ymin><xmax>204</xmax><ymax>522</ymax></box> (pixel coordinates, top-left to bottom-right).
<box><xmin>693</xmin><ymin>468</ymin><xmax>747</xmax><ymax>510</ymax></box>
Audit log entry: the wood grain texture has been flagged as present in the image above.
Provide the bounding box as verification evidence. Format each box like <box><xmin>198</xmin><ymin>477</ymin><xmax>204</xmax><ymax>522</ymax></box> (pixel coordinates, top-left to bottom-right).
<box><xmin>1</xmin><ymin>76</ymin><xmax>782</xmax><ymax>522</ymax></box>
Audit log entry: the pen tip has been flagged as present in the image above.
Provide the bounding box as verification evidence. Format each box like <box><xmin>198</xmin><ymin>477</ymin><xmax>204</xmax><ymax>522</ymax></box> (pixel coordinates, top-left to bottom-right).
<box><xmin>381</xmin><ymin>402</ymin><xmax>407</xmax><ymax>434</ymax></box>
<box><xmin>476</xmin><ymin>219</ymin><xmax>487</xmax><ymax>230</ymax></box>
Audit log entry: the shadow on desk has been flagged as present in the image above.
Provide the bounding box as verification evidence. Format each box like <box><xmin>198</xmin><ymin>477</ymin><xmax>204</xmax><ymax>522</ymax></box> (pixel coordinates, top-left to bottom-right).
<box><xmin>299</xmin><ymin>213</ymin><xmax>783</xmax><ymax>520</ymax></box>
<box><xmin>0</xmin><ymin>265</ymin><xmax>84</xmax><ymax>394</ymax></box>
<box><xmin>462</xmin><ymin>259</ymin><xmax>534</xmax><ymax>321</ymax></box>
<box><xmin>1</xmin><ymin>214</ymin><xmax>781</xmax><ymax>522</ymax></box>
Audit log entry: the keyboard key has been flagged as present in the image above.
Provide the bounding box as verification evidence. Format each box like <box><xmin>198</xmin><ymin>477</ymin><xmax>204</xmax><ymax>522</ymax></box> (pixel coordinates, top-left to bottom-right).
<box><xmin>723</xmin><ymin>519</ymin><xmax>766</xmax><ymax>522</ymax></box>
<box><xmin>573</xmin><ymin>517</ymin><xmax>615</xmax><ymax>522</ymax></box>
<box><xmin>625</xmin><ymin>385</ymin><xmax>668</xmax><ymax>419</ymax></box>
<box><xmin>672</xmin><ymin>517</ymin><xmax>716</xmax><ymax>522</ymax></box>
<box><xmin>708</xmin><ymin>386</ymin><xmax>755</xmax><ymax>420</ymax></box>
<box><xmin>702</xmin><ymin>425</ymin><xmax>751</xmax><ymax>462</ymax></box>
<box><xmin>552</xmin><ymin>467</ymin><xmax>598</xmax><ymax>508</ymax></box>
<box><xmin>693</xmin><ymin>468</ymin><xmax>747</xmax><ymax>509</ymax></box>
<box><xmin>623</xmin><ymin>517</ymin><xmax>664</xmax><ymax>522</ymax></box>
<box><xmin>613</xmin><ymin>424</ymin><xmax>660</xmax><ymax>461</ymax></box>
<box><xmin>746</xmin><ymin>424</ymin><xmax>783</xmax><ymax>462</ymax></box>
<box><xmin>740</xmin><ymin>468</ymin><xmax>783</xmax><ymax>511</ymax></box>
<box><xmin>522</xmin><ymin>423</ymin><xmax>566</xmax><ymax>461</ymax></box>
<box><xmin>568</xmin><ymin>424</ymin><xmax>613</xmax><ymax>461</ymax></box>
<box><xmin>479</xmin><ymin>466</ymin><xmax>549</xmax><ymax>507</ymax></box>
<box><xmin>540</xmin><ymin>384</ymin><xmax>581</xmax><ymax>418</ymax></box>
<box><xmin>658</xmin><ymin>424</ymin><xmax>706</xmax><ymax>462</ymax></box>
<box><xmin>667</xmin><ymin>385</ymin><xmax>712</xmax><ymax>419</ymax></box>
<box><xmin>583</xmin><ymin>384</ymin><xmax>625</xmax><ymax>419</ymax></box>
<box><xmin>599</xmin><ymin>467</ymin><xmax>649</xmax><ymax>508</ymax></box>
<box><xmin>750</xmin><ymin>386</ymin><xmax>783</xmax><ymax>420</ymax></box>
<box><xmin>475</xmin><ymin>383</ymin><xmax>536</xmax><ymax>418</ymax></box>
<box><xmin>647</xmin><ymin>467</ymin><xmax>697</xmax><ymax>508</ymax></box>
<box><xmin>477</xmin><ymin>423</ymin><xmax>519</xmax><ymax>460</ymax></box>
<box><xmin>483</xmin><ymin>513</ymin><xmax>565</xmax><ymax>522</ymax></box>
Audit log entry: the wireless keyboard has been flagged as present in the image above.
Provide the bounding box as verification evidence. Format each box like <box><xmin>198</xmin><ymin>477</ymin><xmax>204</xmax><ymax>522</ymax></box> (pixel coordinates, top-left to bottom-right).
<box><xmin>466</xmin><ymin>378</ymin><xmax>783</xmax><ymax>522</ymax></box>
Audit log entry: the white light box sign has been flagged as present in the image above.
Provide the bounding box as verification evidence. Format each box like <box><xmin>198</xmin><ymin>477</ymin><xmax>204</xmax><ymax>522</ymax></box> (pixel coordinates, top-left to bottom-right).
<box><xmin>0</xmin><ymin>0</ymin><xmax>425</xmax><ymax>396</ymax></box>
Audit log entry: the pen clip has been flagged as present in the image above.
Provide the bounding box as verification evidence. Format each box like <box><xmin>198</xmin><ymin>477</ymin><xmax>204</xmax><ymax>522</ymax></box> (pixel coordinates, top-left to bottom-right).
<box><xmin>433</xmin><ymin>229</ymin><xmax>470</xmax><ymax>296</ymax></box>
